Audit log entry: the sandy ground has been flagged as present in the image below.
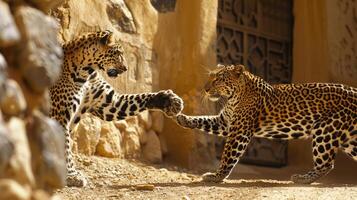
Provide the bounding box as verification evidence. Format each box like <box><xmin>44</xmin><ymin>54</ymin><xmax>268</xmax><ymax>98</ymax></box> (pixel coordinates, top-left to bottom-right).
<box><xmin>56</xmin><ymin>155</ymin><xmax>357</xmax><ymax>200</ymax></box>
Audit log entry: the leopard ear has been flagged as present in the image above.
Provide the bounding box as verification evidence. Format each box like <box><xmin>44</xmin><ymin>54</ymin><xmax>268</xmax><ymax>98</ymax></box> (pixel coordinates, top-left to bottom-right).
<box><xmin>99</xmin><ymin>30</ymin><xmax>114</xmax><ymax>46</ymax></box>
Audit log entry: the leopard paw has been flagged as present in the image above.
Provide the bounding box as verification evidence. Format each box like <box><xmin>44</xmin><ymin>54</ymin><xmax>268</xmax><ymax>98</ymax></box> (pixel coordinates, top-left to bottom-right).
<box><xmin>66</xmin><ymin>171</ymin><xmax>88</xmax><ymax>187</ymax></box>
<box><xmin>201</xmin><ymin>172</ymin><xmax>224</xmax><ymax>183</ymax></box>
<box><xmin>161</xmin><ymin>90</ymin><xmax>184</xmax><ymax>117</ymax></box>
<box><xmin>290</xmin><ymin>174</ymin><xmax>315</xmax><ymax>184</ymax></box>
<box><xmin>176</xmin><ymin>114</ymin><xmax>196</xmax><ymax>129</ymax></box>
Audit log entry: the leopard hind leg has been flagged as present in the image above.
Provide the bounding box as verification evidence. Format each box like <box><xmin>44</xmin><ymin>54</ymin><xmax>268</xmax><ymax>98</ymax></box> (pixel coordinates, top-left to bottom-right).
<box><xmin>341</xmin><ymin>130</ymin><xmax>357</xmax><ymax>161</ymax></box>
<box><xmin>291</xmin><ymin>125</ymin><xmax>338</xmax><ymax>184</ymax></box>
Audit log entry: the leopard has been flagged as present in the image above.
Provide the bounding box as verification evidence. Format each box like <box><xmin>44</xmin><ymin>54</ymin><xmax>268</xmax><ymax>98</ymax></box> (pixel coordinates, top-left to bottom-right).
<box><xmin>176</xmin><ymin>64</ymin><xmax>357</xmax><ymax>184</ymax></box>
<box><xmin>49</xmin><ymin>30</ymin><xmax>183</xmax><ymax>187</ymax></box>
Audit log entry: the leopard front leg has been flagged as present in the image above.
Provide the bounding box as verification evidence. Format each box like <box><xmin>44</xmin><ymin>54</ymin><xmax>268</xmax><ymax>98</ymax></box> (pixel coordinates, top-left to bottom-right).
<box><xmin>175</xmin><ymin>114</ymin><xmax>228</xmax><ymax>136</ymax></box>
<box><xmin>202</xmin><ymin>132</ymin><xmax>252</xmax><ymax>183</ymax></box>
<box><xmin>65</xmin><ymin>128</ymin><xmax>88</xmax><ymax>187</ymax></box>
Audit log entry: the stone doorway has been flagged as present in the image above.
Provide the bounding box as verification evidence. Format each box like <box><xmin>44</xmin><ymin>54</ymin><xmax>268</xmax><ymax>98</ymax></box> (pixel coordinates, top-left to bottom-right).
<box><xmin>216</xmin><ymin>0</ymin><xmax>293</xmax><ymax>167</ymax></box>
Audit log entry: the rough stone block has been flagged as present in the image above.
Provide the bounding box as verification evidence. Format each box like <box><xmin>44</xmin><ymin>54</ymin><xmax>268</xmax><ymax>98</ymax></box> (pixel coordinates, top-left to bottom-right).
<box><xmin>122</xmin><ymin>126</ymin><xmax>141</xmax><ymax>158</ymax></box>
<box><xmin>15</xmin><ymin>6</ymin><xmax>63</xmax><ymax>93</ymax></box>
<box><xmin>0</xmin><ymin>79</ymin><xmax>27</xmax><ymax>117</ymax></box>
<box><xmin>27</xmin><ymin>110</ymin><xmax>66</xmax><ymax>191</ymax></box>
<box><xmin>0</xmin><ymin>1</ymin><xmax>20</xmax><ymax>47</ymax></box>
<box><xmin>72</xmin><ymin>114</ymin><xmax>101</xmax><ymax>155</ymax></box>
<box><xmin>96</xmin><ymin>122</ymin><xmax>123</xmax><ymax>158</ymax></box>
<box><xmin>142</xmin><ymin>130</ymin><xmax>162</xmax><ymax>163</ymax></box>
<box><xmin>151</xmin><ymin>111</ymin><xmax>164</xmax><ymax>133</ymax></box>
<box><xmin>107</xmin><ymin>0</ymin><xmax>136</xmax><ymax>33</ymax></box>
<box><xmin>5</xmin><ymin>117</ymin><xmax>35</xmax><ymax>186</ymax></box>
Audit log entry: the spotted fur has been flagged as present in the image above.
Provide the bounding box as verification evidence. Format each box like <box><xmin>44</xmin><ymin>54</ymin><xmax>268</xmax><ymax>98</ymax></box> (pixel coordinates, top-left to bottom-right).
<box><xmin>176</xmin><ymin>64</ymin><xmax>357</xmax><ymax>184</ymax></box>
<box><xmin>50</xmin><ymin>30</ymin><xmax>183</xmax><ymax>187</ymax></box>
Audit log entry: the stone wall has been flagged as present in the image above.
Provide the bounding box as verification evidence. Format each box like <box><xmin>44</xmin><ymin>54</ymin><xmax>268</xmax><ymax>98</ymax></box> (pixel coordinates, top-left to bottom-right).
<box><xmin>293</xmin><ymin>0</ymin><xmax>357</xmax><ymax>86</ymax></box>
<box><xmin>0</xmin><ymin>0</ymin><xmax>65</xmax><ymax>199</ymax></box>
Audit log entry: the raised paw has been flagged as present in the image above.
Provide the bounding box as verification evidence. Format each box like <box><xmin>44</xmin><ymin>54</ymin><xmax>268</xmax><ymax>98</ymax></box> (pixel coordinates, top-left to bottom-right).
<box><xmin>201</xmin><ymin>172</ymin><xmax>225</xmax><ymax>183</ymax></box>
<box><xmin>150</xmin><ymin>90</ymin><xmax>183</xmax><ymax>117</ymax></box>
<box><xmin>176</xmin><ymin>114</ymin><xmax>196</xmax><ymax>129</ymax></box>
<box><xmin>290</xmin><ymin>174</ymin><xmax>315</xmax><ymax>184</ymax></box>
<box><xmin>66</xmin><ymin>171</ymin><xmax>88</xmax><ymax>187</ymax></box>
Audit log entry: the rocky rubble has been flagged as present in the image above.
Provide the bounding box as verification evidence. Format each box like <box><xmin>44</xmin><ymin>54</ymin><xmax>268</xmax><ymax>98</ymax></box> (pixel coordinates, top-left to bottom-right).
<box><xmin>0</xmin><ymin>0</ymin><xmax>65</xmax><ymax>199</ymax></box>
<box><xmin>73</xmin><ymin>110</ymin><xmax>166</xmax><ymax>164</ymax></box>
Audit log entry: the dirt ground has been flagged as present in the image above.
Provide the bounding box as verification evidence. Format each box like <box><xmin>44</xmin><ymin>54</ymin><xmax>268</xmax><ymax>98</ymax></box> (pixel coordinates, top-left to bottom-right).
<box><xmin>56</xmin><ymin>154</ymin><xmax>357</xmax><ymax>200</ymax></box>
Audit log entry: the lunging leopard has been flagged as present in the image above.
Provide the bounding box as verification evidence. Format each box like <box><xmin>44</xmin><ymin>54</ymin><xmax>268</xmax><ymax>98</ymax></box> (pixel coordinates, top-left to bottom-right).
<box><xmin>176</xmin><ymin>64</ymin><xmax>356</xmax><ymax>184</ymax></box>
<box><xmin>49</xmin><ymin>30</ymin><xmax>183</xmax><ymax>187</ymax></box>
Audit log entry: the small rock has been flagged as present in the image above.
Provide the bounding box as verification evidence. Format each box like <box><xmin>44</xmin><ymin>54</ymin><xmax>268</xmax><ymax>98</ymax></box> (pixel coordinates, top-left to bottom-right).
<box><xmin>0</xmin><ymin>179</ymin><xmax>31</xmax><ymax>200</ymax></box>
<box><xmin>142</xmin><ymin>130</ymin><xmax>162</xmax><ymax>164</ymax></box>
<box><xmin>95</xmin><ymin>122</ymin><xmax>123</xmax><ymax>158</ymax></box>
<box><xmin>151</xmin><ymin>111</ymin><xmax>164</xmax><ymax>133</ymax></box>
<box><xmin>133</xmin><ymin>184</ymin><xmax>155</xmax><ymax>191</ymax></box>
<box><xmin>182</xmin><ymin>195</ymin><xmax>191</xmax><ymax>200</ymax></box>
<box><xmin>0</xmin><ymin>79</ymin><xmax>27</xmax><ymax>117</ymax></box>
<box><xmin>15</xmin><ymin>6</ymin><xmax>63</xmax><ymax>93</ymax></box>
<box><xmin>82</xmin><ymin>158</ymin><xmax>92</xmax><ymax>166</ymax></box>
<box><xmin>0</xmin><ymin>1</ymin><xmax>21</xmax><ymax>47</ymax></box>
<box><xmin>122</xmin><ymin>126</ymin><xmax>141</xmax><ymax>158</ymax></box>
<box><xmin>27</xmin><ymin>110</ymin><xmax>66</xmax><ymax>191</ymax></box>
<box><xmin>72</xmin><ymin>113</ymin><xmax>101</xmax><ymax>155</ymax></box>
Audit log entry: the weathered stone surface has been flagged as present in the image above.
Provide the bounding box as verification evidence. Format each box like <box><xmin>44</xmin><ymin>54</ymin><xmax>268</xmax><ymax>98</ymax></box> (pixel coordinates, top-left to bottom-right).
<box><xmin>0</xmin><ymin>179</ymin><xmax>31</xmax><ymax>200</ymax></box>
<box><xmin>158</xmin><ymin>132</ymin><xmax>168</xmax><ymax>156</ymax></box>
<box><xmin>72</xmin><ymin>114</ymin><xmax>101</xmax><ymax>155</ymax></box>
<box><xmin>107</xmin><ymin>0</ymin><xmax>136</xmax><ymax>33</ymax></box>
<box><xmin>5</xmin><ymin>117</ymin><xmax>35</xmax><ymax>186</ymax></box>
<box><xmin>15</xmin><ymin>6</ymin><xmax>63</xmax><ymax>93</ymax></box>
<box><xmin>137</xmin><ymin>126</ymin><xmax>148</xmax><ymax>145</ymax></box>
<box><xmin>0</xmin><ymin>79</ymin><xmax>27</xmax><ymax>117</ymax></box>
<box><xmin>27</xmin><ymin>110</ymin><xmax>66</xmax><ymax>191</ymax></box>
<box><xmin>0</xmin><ymin>53</ymin><xmax>8</xmax><ymax>95</ymax></box>
<box><xmin>150</xmin><ymin>0</ymin><xmax>177</xmax><ymax>13</ymax></box>
<box><xmin>0</xmin><ymin>119</ymin><xmax>14</xmax><ymax>175</ymax></box>
<box><xmin>122</xmin><ymin>126</ymin><xmax>141</xmax><ymax>158</ymax></box>
<box><xmin>0</xmin><ymin>1</ymin><xmax>21</xmax><ymax>47</ymax></box>
<box><xmin>96</xmin><ymin>122</ymin><xmax>123</xmax><ymax>158</ymax></box>
<box><xmin>114</xmin><ymin>120</ymin><xmax>128</xmax><ymax>131</ymax></box>
<box><xmin>142</xmin><ymin>130</ymin><xmax>162</xmax><ymax>163</ymax></box>
<box><xmin>138</xmin><ymin>110</ymin><xmax>152</xmax><ymax>130</ymax></box>
<box><xmin>151</xmin><ymin>111</ymin><xmax>164</xmax><ymax>133</ymax></box>
<box><xmin>27</xmin><ymin>0</ymin><xmax>64</xmax><ymax>13</ymax></box>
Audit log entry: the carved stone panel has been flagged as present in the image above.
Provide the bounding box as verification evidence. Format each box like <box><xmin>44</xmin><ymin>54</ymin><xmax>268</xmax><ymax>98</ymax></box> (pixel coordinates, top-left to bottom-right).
<box><xmin>217</xmin><ymin>0</ymin><xmax>293</xmax><ymax>166</ymax></box>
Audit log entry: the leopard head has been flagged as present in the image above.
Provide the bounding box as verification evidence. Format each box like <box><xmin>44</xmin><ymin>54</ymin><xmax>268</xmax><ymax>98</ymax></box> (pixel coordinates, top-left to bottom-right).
<box><xmin>63</xmin><ymin>30</ymin><xmax>128</xmax><ymax>78</ymax></box>
<box><xmin>204</xmin><ymin>64</ymin><xmax>246</xmax><ymax>101</ymax></box>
